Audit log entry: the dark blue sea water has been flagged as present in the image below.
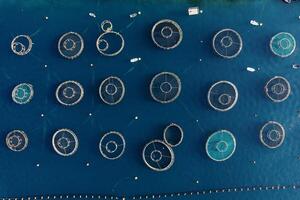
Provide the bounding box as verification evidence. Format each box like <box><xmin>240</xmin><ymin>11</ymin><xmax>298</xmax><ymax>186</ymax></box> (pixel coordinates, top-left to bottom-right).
<box><xmin>0</xmin><ymin>0</ymin><xmax>300</xmax><ymax>199</ymax></box>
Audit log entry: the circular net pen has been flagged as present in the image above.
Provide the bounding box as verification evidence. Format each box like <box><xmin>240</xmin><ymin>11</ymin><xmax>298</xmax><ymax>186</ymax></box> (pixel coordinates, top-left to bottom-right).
<box><xmin>151</xmin><ymin>19</ymin><xmax>183</xmax><ymax>50</ymax></box>
<box><xmin>58</xmin><ymin>32</ymin><xmax>84</xmax><ymax>60</ymax></box>
<box><xmin>6</xmin><ymin>130</ymin><xmax>28</xmax><ymax>152</ymax></box>
<box><xmin>52</xmin><ymin>129</ymin><xmax>79</xmax><ymax>156</ymax></box>
<box><xmin>212</xmin><ymin>29</ymin><xmax>243</xmax><ymax>59</ymax></box>
<box><xmin>99</xmin><ymin>76</ymin><xmax>125</xmax><ymax>105</ymax></box>
<box><xmin>270</xmin><ymin>32</ymin><xmax>296</xmax><ymax>58</ymax></box>
<box><xmin>12</xmin><ymin>83</ymin><xmax>34</xmax><ymax>105</ymax></box>
<box><xmin>99</xmin><ymin>131</ymin><xmax>126</xmax><ymax>160</ymax></box>
<box><xmin>163</xmin><ymin>123</ymin><xmax>184</xmax><ymax>147</ymax></box>
<box><xmin>207</xmin><ymin>80</ymin><xmax>238</xmax><ymax>112</ymax></box>
<box><xmin>56</xmin><ymin>80</ymin><xmax>84</xmax><ymax>106</ymax></box>
<box><xmin>206</xmin><ymin>130</ymin><xmax>236</xmax><ymax>162</ymax></box>
<box><xmin>264</xmin><ymin>76</ymin><xmax>291</xmax><ymax>103</ymax></box>
<box><xmin>11</xmin><ymin>35</ymin><xmax>33</xmax><ymax>56</ymax></box>
<box><xmin>260</xmin><ymin>121</ymin><xmax>285</xmax><ymax>149</ymax></box>
<box><xmin>96</xmin><ymin>20</ymin><xmax>124</xmax><ymax>57</ymax></box>
<box><xmin>142</xmin><ymin>140</ymin><xmax>175</xmax><ymax>172</ymax></box>
<box><xmin>150</xmin><ymin>72</ymin><xmax>181</xmax><ymax>104</ymax></box>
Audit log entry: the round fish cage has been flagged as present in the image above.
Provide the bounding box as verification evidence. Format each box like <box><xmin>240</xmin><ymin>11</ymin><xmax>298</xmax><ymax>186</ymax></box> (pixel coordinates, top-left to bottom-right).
<box><xmin>150</xmin><ymin>72</ymin><xmax>181</xmax><ymax>104</ymax></box>
<box><xmin>58</xmin><ymin>32</ymin><xmax>84</xmax><ymax>59</ymax></box>
<box><xmin>163</xmin><ymin>123</ymin><xmax>184</xmax><ymax>147</ymax></box>
<box><xmin>212</xmin><ymin>29</ymin><xmax>243</xmax><ymax>59</ymax></box>
<box><xmin>99</xmin><ymin>76</ymin><xmax>125</xmax><ymax>105</ymax></box>
<box><xmin>151</xmin><ymin>19</ymin><xmax>183</xmax><ymax>50</ymax></box>
<box><xmin>96</xmin><ymin>20</ymin><xmax>125</xmax><ymax>57</ymax></box>
<box><xmin>206</xmin><ymin>130</ymin><xmax>236</xmax><ymax>162</ymax></box>
<box><xmin>12</xmin><ymin>83</ymin><xmax>34</xmax><ymax>105</ymax></box>
<box><xmin>56</xmin><ymin>80</ymin><xmax>84</xmax><ymax>106</ymax></box>
<box><xmin>260</xmin><ymin>121</ymin><xmax>285</xmax><ymax>149</ymax></box>
<box><xmin>99</xmin><ymin>131</ymin><xmax>126</xmax><ymax>160</ymax></box>
<box><xmin>264</xmin><ymin>76</ymin><xmax>291</xmax><ymax>103</ymax></box>
<box><xmin>11</xmin><ymin>35</ymin><xmax>33</xmax><ymax>56</ymax></box>
<box><xmin>142</xmin><ymin>140</ymin><xmax>175</xmax><ymax>172</ymax></box>
<box><xmin>6</xmin><ymin>130</ymin><xmax>28</xmax><ymax>152</ymax></box>
<box><xmin>270</xmin><ymin>32</ymin><xmax>296</xmax><ymax>58</ymax></box>
<box><xmin>207</xmin><ymin>80</ymin><xmax>238</xmax><ymax>112</ymax></box>
<box><xmin>52</xmin><ymin>129</ymin><xmax>79</xmax><ymax>156</ymax></box>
